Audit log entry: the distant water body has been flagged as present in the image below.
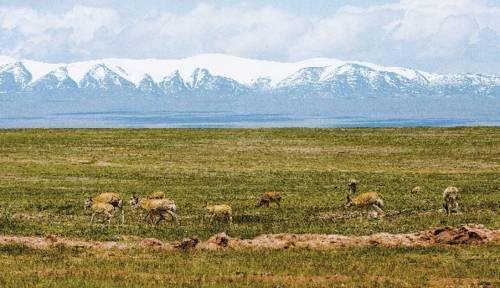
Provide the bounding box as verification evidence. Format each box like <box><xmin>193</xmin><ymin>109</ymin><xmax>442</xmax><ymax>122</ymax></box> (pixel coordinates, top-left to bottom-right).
<box><xmin>0</xmin><ymin>111</ymin><xmax>499</xmax><ymax>128</ymax></box>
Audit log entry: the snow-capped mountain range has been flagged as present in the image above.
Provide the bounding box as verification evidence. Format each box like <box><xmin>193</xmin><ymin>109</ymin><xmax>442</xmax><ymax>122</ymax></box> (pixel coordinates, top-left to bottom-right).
<box><xmin>0</xmin><ymin>54</ymin><xmax>499</xmax><ymax>122</ymax></box>
<box><xmin>1</xmin><ymin>53</ymin><xmax>499</xmax><ymax>98</ymax></box>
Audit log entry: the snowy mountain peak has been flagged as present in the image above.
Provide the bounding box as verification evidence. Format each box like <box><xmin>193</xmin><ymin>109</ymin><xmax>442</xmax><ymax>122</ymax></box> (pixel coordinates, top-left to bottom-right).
<box><xmin>28</xmin><ymin>66</ymin><xmax>77</xmax><ymax>91</ymax></box>
<box><xmin>50</xmin><ymin>66</ymin><xmax>70</xmax><ymax>80</ymax></box>
<box><xmin>88</xmin><ymin>64</ymin><xmax>112</xmax><ymax>80</ymax></box>
<box><xmin>277</xmin><ymin>67</ymin><xmax>324</xmax><ymax>88</ymax></box>
<box><xmin>167</xmin><ymin>70</ymin><xmax>181</xmax><ymax>79</ymax></box>
<box><xmin>140</xmin><ymin>73</ymin><xmax>154</xmax><ymax>82</ymax></box>
<box><xmin>137</xmin><ymin>74</ymin><xmax>163</xmax><ymax>95</ymax></box>
<box><xmin>0</xmin><ymin>61</ymin><xmax>32</xmax><ymax>88</ymax></box>
<box><xmin>158</xmin><ymin>70</ymin><xmax>187</xmax><ymax>95</ymax></box>
<box><xmin>190</xmin><ymin>68</ymin><xmax>211</xmax><ymax>88</ymax></box>
<box><xmin>162</xmin><ymin>70</ymin><xmax>183</xmax><ymax>83</ymax></box>
<box><xmin>80</xmin><ymin>63</ymin><xmax>134</xmax><ymax>91</ymax></box>
<box><xmin>333</xmin><ymin>63</ymin><xmax>376</xmax><ymax>76</ymax></box>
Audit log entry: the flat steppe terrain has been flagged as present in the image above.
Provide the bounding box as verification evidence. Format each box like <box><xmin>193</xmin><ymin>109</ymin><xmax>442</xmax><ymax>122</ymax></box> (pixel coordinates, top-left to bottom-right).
<box><xmin>0</xmin><ymin>128</ymin><xmax>498</xmax><ymax>287</ymax></box>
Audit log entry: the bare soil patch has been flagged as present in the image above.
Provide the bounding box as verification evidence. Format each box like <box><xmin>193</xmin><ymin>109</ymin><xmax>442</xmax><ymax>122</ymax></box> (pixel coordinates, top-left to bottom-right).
<box><xmin>0</xmin><ymin>224</ymin><xmax>498</xmax><ymax>251</ymax></box>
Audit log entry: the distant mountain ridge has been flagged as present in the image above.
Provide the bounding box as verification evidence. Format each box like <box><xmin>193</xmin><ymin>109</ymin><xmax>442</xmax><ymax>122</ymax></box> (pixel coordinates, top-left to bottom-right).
<box><xmin>0</xmin><ymin>54</ymin><xmax>498</xmax><ymax>98</ymax></box>
<box><xmin>0</xmin><ymin>54</ymin><xmax>498</xmax><ymax>120</ymax></box>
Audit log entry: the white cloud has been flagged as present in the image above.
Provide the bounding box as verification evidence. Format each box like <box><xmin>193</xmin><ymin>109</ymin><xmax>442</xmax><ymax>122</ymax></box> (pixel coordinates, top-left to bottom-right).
<box><xmin>290</xmin><ymin>0</ymin><xmax>500</xmax><ymax>74</ymax></box>
<box><xmin>0</xmin><ymin>1</ymin><xmax>498</xmax><ymax>75</ymax></box>
<box><xmin>112</xmin><ymin>4</ymin><xmax>310</xmax><ymax>60</ymax></box>
<box><xmin>63</xmin><ymin>5</ymin><xmax>122</xmax><ymax>44</ymax></box>
<box><xmin>0</xmin><ymin>5</ymin><xmax>121</xmax><ymax>60</ymax></box>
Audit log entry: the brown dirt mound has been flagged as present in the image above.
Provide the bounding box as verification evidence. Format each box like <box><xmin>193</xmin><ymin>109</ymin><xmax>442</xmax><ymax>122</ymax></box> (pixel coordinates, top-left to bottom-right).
<box><xmin>0</xmin><ymin>224</ymin><xmax>498</xmax><ymax>251</ymax></box>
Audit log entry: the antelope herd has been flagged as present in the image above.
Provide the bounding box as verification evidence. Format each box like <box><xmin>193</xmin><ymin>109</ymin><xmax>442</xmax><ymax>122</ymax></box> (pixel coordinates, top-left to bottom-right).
<box><xmin>84</xmin><ymin>181</ymin><xmax>461</xmax><ymax>226</ymax></box>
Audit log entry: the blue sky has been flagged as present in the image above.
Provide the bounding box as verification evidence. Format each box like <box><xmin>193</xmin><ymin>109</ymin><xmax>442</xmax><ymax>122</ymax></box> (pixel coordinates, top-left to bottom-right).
<box><xmin>0</xmin><ymin>0</ymin><xmax>499</xmax><ymax>75</ymax></box>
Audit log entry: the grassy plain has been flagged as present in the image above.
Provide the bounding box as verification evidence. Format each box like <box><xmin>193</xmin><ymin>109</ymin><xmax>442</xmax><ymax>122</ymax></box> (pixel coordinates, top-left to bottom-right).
<box><xmin>0</xmin><ymin>128</ymin><xmax>499</xmax><ymax>287</ymax></box>
<box><xmin>0</xmin><ymin>244</ymin><xmax>498</xmax><ymax>287</ymax></box>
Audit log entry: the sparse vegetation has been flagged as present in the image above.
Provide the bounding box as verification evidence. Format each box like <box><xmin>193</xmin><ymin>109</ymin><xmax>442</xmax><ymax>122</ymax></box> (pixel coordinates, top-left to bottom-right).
<box><xmin>0</xmin><ymin>128</ymin><xmax>499</xmax><ymax>287</ymax></box>
<box><xmin>0</xmin><ymin>244</ymin><xmax>498</xmax><ymax>287</ymax></box>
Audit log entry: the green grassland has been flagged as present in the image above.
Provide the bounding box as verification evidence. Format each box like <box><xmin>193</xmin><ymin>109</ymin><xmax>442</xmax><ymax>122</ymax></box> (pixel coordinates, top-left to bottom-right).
<box><xmin>0</xmin><ymin>128</ymin><xmax>499</xmax><ymax>287</ymax></box>
<box><xmin>1</xmin><ymin>244</ymin><xmax>498</xmax><ymax>287</ymax></box>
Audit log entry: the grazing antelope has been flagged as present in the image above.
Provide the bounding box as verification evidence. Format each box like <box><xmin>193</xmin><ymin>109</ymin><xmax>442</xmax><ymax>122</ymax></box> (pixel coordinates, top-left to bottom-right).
<box><xmin>257</xmin><ymin>192</ymin><xmax>282</xmax><ymax>207</ymax></box>
<box><xmin>346</xmin><ymin>179</ymin><xmax>358</xmax><ymax>204</ymax></box>
<box><xmin>411</xmin><ymin>186</ymin><xmax>423</xmax><ymax>194</ymax></box>
<box><xmin>85</xmin><ymin>201</ymin><xmax>115</xmax><ymax>225</ymax></box>
<box><xmin>84</xmin><ymin>192</ymin><xmax>124</xmax><ymax>223</ymax></box>
<box><xmin>204</xmin><ymin>203</ymin><xmax>232</xmax><ymax>223</ymax></box>
<box><xmin>345</xmin><ymin>192</ymin><xmax>385</xmax><ymax>215</ymax></box>
<box><xmin>129</xmin><ymin>195</ymin><xmax>178</xmax><ymax>224</ymax></box>
<box><xmin>347</xmin><ymin>179</ymin><xmax>358</xmax><ymax>194</ymax></box>
<box><xmin>442</xmin><ymin>186</ymin><xmax>459</xmax><ymax>215</ymax></box>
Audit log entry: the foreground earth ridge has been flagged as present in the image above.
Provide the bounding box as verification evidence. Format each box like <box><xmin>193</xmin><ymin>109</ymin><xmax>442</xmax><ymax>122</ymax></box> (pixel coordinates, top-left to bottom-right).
<box><xmin>1</xmin><ymin>224</ymin><xmax>498</xmax><ymax>251</ymax></box>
